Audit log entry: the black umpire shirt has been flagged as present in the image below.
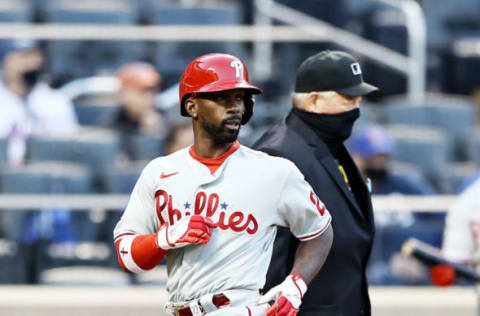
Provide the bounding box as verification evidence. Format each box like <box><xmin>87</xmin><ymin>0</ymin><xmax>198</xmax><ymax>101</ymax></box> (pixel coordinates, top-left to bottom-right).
<box><xmin>253</xmin><ymin>110</ymin><xmax>375</xmax><ymax>316</ymax></box>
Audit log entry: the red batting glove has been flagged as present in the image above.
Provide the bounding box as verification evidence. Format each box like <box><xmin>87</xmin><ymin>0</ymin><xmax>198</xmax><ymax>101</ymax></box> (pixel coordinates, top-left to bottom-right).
<box><xmin>258</xmin><ymin>274</ymin><xmax>307</xmax><ymax>316</ymax></box>
<box><xmin>431</xmin><ymin>264</ymin><xmax>455</xmax><ymax>287</ymax></box>
<box><xmin>157</xmin><ymin>215</ymin><xmax>217</xmax><ymax>250</ymax></box>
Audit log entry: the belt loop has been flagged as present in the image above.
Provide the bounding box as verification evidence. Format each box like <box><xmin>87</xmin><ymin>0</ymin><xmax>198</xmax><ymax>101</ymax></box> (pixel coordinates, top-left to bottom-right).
<box><xmin>164</xmin><ymin>302</ymin><xmax>177</xmax><ymax>316</ymax></box>
<box><xmin>199</xmin><ymin>293</ymin><xmax>216</xmax><ymax>313</ymax></box>
<box><xmin>189</xmin><ymin>301</ymin><xmax>204</xmax><ymax>316</ymax></box>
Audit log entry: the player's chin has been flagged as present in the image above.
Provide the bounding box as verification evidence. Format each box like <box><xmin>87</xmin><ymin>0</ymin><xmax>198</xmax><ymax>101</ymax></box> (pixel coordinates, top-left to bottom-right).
<box><xmin>221</xmin><ymin>127</ymin><xmax>241</xmax><ymax>142</ymax></box>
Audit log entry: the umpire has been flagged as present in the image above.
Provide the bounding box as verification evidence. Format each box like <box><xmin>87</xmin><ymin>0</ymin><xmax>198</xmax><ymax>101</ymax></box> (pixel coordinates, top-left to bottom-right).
<box><xmin>254</xmin><ymin>50</ymin><xmax>378</xmax><ymax>315</ymax></box>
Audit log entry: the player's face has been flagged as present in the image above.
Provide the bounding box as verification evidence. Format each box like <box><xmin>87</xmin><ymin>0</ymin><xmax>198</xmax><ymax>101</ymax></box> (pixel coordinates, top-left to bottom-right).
<box><xmin>194</xmin><ymin>89</ymin><xmax>246</xmax><ymax>144</ymax></box>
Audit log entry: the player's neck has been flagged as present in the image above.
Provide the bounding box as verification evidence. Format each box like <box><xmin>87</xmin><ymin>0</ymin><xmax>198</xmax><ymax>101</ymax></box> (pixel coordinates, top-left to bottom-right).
<box><xmin>192</xmin><ymin>138</ymin><xmax>234</xmax><ymax>158</ymax></box>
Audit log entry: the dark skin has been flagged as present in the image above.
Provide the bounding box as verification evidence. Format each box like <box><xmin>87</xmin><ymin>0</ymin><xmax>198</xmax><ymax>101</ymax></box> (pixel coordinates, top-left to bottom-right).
<box><xmin>185</xmin><ymin>88</ymin><xmax>334</xmax><ymax>285</ymax></box>
<box><xmin>291</xmin><ymin>225</ymin><xmax>333</xmax><ymax>285</ymax></box>
<box><xmin>185</xmin><ymin>89</ymin><xmax>245</xmax><ymax>158</ymax></box>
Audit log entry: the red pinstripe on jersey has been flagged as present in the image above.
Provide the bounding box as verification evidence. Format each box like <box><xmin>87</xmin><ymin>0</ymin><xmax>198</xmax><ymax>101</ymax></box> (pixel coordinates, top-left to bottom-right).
<box><xmin>114</xmin><ymin>232</ymin><xmax>135</xmax><ymax>244</ymax></box>
<box><xmin>298</xmin><ymin>216</ymin><xmax>331</xmax><ymax>241</ymax></box>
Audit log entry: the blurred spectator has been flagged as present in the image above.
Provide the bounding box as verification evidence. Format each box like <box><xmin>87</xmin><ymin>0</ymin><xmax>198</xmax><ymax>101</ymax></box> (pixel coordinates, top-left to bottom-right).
<box><xmin>350</xmin><ymin>124</ymin><xmax>438</xmax><ymax>285</ymax></box>
<box><xmin>164</xmin><ymin>121</ymin><xmax>194</xmax><ymax>155</ymax></box>
<box><xmin>0</xmin><ymin>40</ymin><xmax>80</xmax><ymax>283</ymax></box>
<box><xmin>111</xmin><ymin>61</ymin><xmax>166</xmax><ymax>160</ymax></box>
<box><xmin>0</xmin><ymin>39</ymin><xmax>78</xmax><ymax>166</ymax></box>
<box><xmin>350</xmin><ymin>124</ymin><xmax>436</xmax><ymax>195</ymax></box>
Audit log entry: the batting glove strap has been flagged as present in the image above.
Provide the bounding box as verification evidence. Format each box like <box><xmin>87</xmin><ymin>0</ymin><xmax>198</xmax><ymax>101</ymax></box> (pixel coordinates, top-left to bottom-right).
<box><xmin>156</xmin><ymin>216</ymin><xmax>217</xmax><ymax>250</ymax></box>
<box><xmin>157</xmin><ymin>222</ymin><xmax>175</xmax><ymax>250</ymax></box>
<box><xmin>258</xmin><ymin>274</ymin><xmax>307</xmax><ymax>316</ymax></box>
<box><xmin>290</xmin><ymin>273</ymin><xmax>307</xmax><ymax>298</ymax></box>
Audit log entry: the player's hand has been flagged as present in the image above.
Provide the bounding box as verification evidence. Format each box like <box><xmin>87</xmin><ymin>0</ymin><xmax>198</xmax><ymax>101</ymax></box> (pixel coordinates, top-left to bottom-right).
<box><xmin>431</xmin><ymin>264</ymin><xmax>455</xmax><ymax>286</ymax></box>
<box><xmin>257</xmin><ymin>273</ymin><xmax>307</xmax><ymax>316</ymax></box>
<box><xmin>156</xmin><ymin>215</ymin><xmax>217</xmax><ymax>250</ymax></box>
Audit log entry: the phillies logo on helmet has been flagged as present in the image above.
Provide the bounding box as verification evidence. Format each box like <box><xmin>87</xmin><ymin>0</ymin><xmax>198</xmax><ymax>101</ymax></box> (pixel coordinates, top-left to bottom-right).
<box><xmin>230</xmin><ymin>60</ymin><xmax>243</xmax><ymax>78</ymax></box>
<box><xmin>179</xmin><ymin>53</ymin><xmax>263</xmax><ymax>124</ymax></box>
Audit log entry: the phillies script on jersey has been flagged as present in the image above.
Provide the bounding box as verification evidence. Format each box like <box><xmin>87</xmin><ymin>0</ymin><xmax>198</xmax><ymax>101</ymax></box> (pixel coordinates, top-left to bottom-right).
<box><xmin>155</xmin><ymin>190</ymin><xmax>258</xmax><ymax>235</ymax></box>
<box><xmin>114</xmin><ymin>143</ymin><xmax>331</xmax><ymax>303</ymax></box>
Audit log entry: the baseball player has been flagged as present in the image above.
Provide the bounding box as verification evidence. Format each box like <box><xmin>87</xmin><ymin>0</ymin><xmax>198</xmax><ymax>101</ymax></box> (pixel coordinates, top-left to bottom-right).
<box><xmin>113</xmin><ymin>53</ymin><xmax>333</xmax><ymax>316</ymax></box>
<box><xmin>431</xmin><ymin>176</ymin><xmax>480</xmax><ymax>287</ymax></box>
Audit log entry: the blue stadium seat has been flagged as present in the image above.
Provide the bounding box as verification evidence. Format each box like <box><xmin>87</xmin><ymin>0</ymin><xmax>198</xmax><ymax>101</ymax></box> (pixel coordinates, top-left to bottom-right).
<box><xmin>0</xmin><ymin>138</ymin><xmax>7</xmax><ymax>166</ymax></box>
<box><xmin>137</xmin><ymin>0</ymin><xmax>178</xmax><ymax>22</ymax></box>
<box><xmin>346</xmin><ymin>0</ymin><xmax>375</xmax><ymax>17</ymax></box>
<box><xmin>350</xmin><ymin>102</ymin><xmax>386</xmax><ymax>136</ymax></box>
<box><xmin>124</xmin><ymin>134</ymin><xmax>165</xmax><ymax>161</ymax></box>
<box><xmin>0</xmin><ymin>161</ymin><xmax>94</xmax><ymax>242</ymax></box>
<box><xmin>387</xmin><ymin>124</ymin><xmax>448</xmax><ymax>175</ymax></box>
<box><xmin>363</xmin><ymin>8</ymin><xmax>407</xmax><ymax>97</ymax></box>
<box><xmin>385</xmin><ymin>97</ymin><xmax>476</xmax><ymax>161</ymax></box>
<box><xmin>442</xmin><ymin>38</ymin><xmax>480</xmax><ymax>96</ymax></box>
<box><xmin>105</xmin><ymin>161</ymin><xmax>145</xmax><ymax>194</ymax></box>
<box><xmin>37</xmin><ymin>242</ymin><xmax>126</xmax><ymax>285</ymax></box>
<box><xmin>439</xmin><ymin>162</ymin><xmax>479</xmax><ymax>194</ymax></box>
<box><xmin>27</xmin><ymin>128</ymin><xmax>120</xmax><ymax>186</ymax></box>
<box><xmin>74</xmin><ymin>103</ymin><xmax>121</xmax><ymax>126</ymax></box>
<box><xmin>0</xmin><ymin>239</ymin><xmax>29</xmax><ymax>284</ymax></box>
<box><xmin>45</xmin><ymin>0</ymin><xmax>138</xmax><ymax>23</ymax></box>
<box><xmin>419</xmin><ymin>0</ymin><xmax>480</xmax><ymax>47</ymax></box>
<box><xmin>0</xmin><ymin>161</ymin><xmax>106</xmax><ymax>282</ymax></box>
<box><xmin>469</xmin><ymin>130</ymin><xmax>480</xmax><ymax>167</ymax></box>
<box><xmin>59</xmin><ymin>76</ymin><xmax>122</xmax><ymax>126</ymax></box>
<box><xmin>0</xmin><ymin>0</ymin><xmax>33</xmax><ymax>22</ymax></box>
<box><xmin>2</xmin><ymin>162</ymin><xmax>86</xmax><ymax>194</ymax></box>
<box><xmin>147</xmin><ymin>6</ymin><xmax>247</xmax><ymax>86</ymax></box>
<box><xmin>389</xmin><ymin>160</ymin><xmax>436</xmax><ymax>193</ymax></box>
<box><xmin>0</xmin><ymin>161</ymin><xmax>93</xmax><ymax>193</ymax></box>
<box><xmin>102</xmin><ymin>161</ymin><xmax>145</xmax><ymax>265</ymax></box>
<box><xmin>43</xmin><ymin>0</ymin><xmax>145</xmax><ymax>81</ymax></box>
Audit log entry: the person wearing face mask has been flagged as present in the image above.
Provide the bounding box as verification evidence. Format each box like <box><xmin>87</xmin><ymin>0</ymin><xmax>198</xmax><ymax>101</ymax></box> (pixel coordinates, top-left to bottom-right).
<box><xmin>0</xmin><ymin>39</ymin><xmax>78</xmax><ymax>166</ymax></box>
<box><xmin>110</xmin><ymin>61</ymin><xmax>166</xmax><ymax>161</ymax></box>
<box><xmin>350</xmin><ymin>124</ymin><xmax>435</xmax><ymax>196</ymax></box>
<box><xmin>254</xmin><ymin>50</ymin><xmax>378</xmax><ymax>315</ymax></box>
<box><xmin>350</xmin><ymin>124</ymin><xmax>438</xmax><ymax>286</ymax></box>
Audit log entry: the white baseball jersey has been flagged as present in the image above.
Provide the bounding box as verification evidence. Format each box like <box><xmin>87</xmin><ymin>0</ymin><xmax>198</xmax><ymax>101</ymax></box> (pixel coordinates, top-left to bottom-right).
<box><xmin>443</xmin><ymin>178</ymin><xmax>480</xmax><ymax>265</ymax></box>
<box><xmin>114</xmin><ymin>142</ymin><xmax>331</xmax><ymax>303</ymax></box>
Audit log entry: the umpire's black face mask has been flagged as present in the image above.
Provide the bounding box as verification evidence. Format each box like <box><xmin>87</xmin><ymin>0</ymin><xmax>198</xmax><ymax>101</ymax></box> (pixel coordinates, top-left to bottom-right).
<box><xmin>293</xmin><ymin>107</ymin><xmax>360</xmax><ymax>145</ymax></box>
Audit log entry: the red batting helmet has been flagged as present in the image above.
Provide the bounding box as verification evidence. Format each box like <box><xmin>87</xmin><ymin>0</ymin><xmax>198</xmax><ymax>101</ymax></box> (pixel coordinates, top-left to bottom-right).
<box><xmin>179</xmin><ymin>53</ymin><xmax>262</xmax><ymax>124</ymax></box>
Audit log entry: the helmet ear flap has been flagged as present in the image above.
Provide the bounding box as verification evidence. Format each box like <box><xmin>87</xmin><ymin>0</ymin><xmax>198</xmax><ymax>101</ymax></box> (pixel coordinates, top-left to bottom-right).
<box><xmin>241</xmin><ymin>94</ymin><xmax>255</xmax><ymax>125</ymax></box>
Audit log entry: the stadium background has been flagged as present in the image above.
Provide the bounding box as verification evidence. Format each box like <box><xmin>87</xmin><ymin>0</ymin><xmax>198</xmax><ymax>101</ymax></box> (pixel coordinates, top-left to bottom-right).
<box><xmin>0</xmin><ymin>0</ymin><xmax>479</xmax><ymax>315</ymax></box>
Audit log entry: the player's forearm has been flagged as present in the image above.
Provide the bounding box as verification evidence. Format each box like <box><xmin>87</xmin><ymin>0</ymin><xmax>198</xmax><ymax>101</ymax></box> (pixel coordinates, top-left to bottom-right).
<box><xmin>289</xmin><ymin>224</ymin><xmax>333</xmax><ymax>285</ymax></box>
<box><xmin>115</xmin><ymin>233</ymin><xmax>167</xmax><ymax>273</ymax></box>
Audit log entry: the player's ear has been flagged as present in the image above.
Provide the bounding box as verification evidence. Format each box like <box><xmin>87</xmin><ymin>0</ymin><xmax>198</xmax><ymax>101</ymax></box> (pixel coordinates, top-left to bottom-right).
<box><xmin>185</xmin><ymin>97</ymin><xmax>198</xmax><ymax>119</ymax></box>
<box><xmin>308</xmin><ymin>92</ymin><xmax>319</xmax><ymax>105</ymax></box>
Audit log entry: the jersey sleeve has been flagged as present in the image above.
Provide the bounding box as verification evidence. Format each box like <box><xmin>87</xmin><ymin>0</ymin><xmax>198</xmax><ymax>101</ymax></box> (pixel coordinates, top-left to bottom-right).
<box><xmin>113</xmin><ymin>161</ymin><xmax>160</xmax><ymax>242</ymax></box>
<box><xmin>442</xmin><ymin>188</ymin><xmax>476</xmax><ymax>263</ymax></box>
<box><xmin>276</xmin><ymin>161</ymin><xmax>331</xmax><ymax>241</ymax></box>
